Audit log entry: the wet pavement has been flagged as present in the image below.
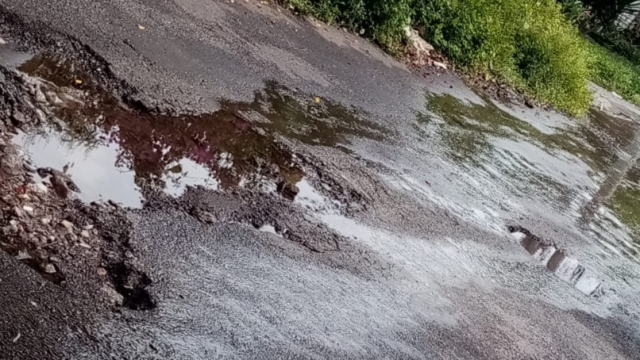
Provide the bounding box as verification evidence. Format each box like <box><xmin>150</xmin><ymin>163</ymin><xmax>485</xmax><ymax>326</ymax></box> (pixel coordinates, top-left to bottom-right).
<box><xmin>0</xmin><ymin>0</ymin><xmax>639</xmax><ymax>359</ymax></box>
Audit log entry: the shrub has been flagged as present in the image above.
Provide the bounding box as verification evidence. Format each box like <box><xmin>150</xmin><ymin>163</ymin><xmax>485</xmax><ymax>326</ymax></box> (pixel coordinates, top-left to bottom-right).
<box><xmin>414</xmin><ymin>0</ymin><xmax>592</xmax><ymax>114</ymax></box>
<box><xmin>285</xmin><ymin>0</ymin><xmax>414</xmax><ymax>53</ymax></box>
<box><xmin>285</xmin><ymin>0</ymin><xmax>638</xmax><ymax>114</ymax></box>
<box><xmin>588</xmin><ymin>41</ymin><xmax>640</xmax><ymax>106</ymax></box>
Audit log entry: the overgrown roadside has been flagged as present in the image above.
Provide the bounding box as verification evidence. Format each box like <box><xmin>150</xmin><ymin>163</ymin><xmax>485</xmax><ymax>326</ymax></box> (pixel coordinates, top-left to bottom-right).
<box><xmin>280</xmin><ymin>0</ymin><xmax>640</xmax><ymax>115</ymax></box>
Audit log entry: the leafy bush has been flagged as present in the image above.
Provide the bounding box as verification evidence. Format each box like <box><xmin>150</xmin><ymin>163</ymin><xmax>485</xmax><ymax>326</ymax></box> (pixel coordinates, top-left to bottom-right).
<box><xmin>558</xmin><ymin>0</ymin><xmax>590</xmax><ymax>25</ymax></box>
<box><xmin>587</xmin><ymin>25</ymin><xmax>640</xmax><ymax>68</ymax></box>
<box><xmin>284</xmin><ymin>0</ymin><xmax>640</xmax><ymax>114</ymax></box>
<box><xmin>588</xmin><ymin>41</ymin><xmax>640</xmax><ymax>105</ymax></box>
<box><xmin>285</xmin><ymin>0</ymin><xmax>413</xmax><ymax>53</ymax></box>
<box><xmin>414</xmin><ymin>0</ymin><xmax>591</xmax><ymax>114</ymax></box>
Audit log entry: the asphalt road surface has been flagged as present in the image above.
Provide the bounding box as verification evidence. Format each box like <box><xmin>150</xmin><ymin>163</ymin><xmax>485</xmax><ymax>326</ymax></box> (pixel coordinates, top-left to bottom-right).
<box><xmin>0</xmin><ymin>0</ymin><xmax>639</xmax><ymax>359</ymax></box>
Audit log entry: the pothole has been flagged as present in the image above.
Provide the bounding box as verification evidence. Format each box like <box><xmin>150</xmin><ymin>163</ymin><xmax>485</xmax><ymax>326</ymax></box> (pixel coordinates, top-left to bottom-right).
<box><xmin>10</xmin><ymin>52</ymin><xmax>388</xmax><ymax>207</ymax></box>
<box><xmin>107</xmin><ymin>261</ymin><xmax>155</xmax><ymax>311</ymax></box>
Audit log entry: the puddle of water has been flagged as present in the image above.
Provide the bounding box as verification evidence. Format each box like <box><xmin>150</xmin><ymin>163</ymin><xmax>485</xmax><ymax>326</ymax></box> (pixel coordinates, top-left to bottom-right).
<box><xmin>0</xmin><ymin>45</ymin><xmax>33</xmax><ymax>68</ymax></box>
<box><xmin>222</xmin><ymin>81</ymin><xmax>390</xmax><ymax>147</ymax></box>
<box><xmin>411</xmin><ymin>91</ymin><xmax>640</xmax><ymax>263</ymax></box>
<box><xmin>513</xmin><ymin>230</ymin><xmax>603</xmax><ymax>296</ymax></box>
<box><xmin>11</xmin><ymin>53</ymin><xmax>387</xmax><ymax>205</ymax></box>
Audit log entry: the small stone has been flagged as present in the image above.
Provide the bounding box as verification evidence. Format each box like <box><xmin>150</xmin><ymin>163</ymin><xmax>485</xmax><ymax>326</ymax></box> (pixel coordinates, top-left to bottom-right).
<box><xmin>78</xmin><ymin>242</ymin><xmax>91</xmax><ymax>249</ymax></box>
<box><xmin>277</xmin><ymin>181</ymin><xmax>299</xmax><ymax>199</ymax></box>
<box><xmin>195</xmin><ymin>210</ymin><xmax>217</xmax><ymax>224</ymax></box>
<box><xmin>9</xmin><ymin>220</ymin><xmax>19</xmax><ymax>233</ymax></box>
<box><xmin>83</xmin><ymin>224</ymin><xmax>94</xmax><ymax>230</ymax></box>
<box><xmin>40</xmin><ymin>218</ymin><xmax>51</xmax><ymax>225</ymax></box>
<box><xmin>11</xmin><ymin>112</ymin><xmax>26</xmax><ymax>125</ymax></box>
<box><xmin>12</xmin><ymin>206</ymin><xmax>24</xmax><ymax>218</ymax></box>
<box><xmin>16</xmin><ymin>250</ymin><xmax>31</xmax><ymax>260</ymax></box>
<box><xmin>22</xmin><ymin>205</ymin><xmax>34</xmax><ymax>214</ymax></box>
<box><xmin>103</xmin><ymin>285</ymin><xmax>123</xmax><ymax>306</ymax></box>
<box><xmin>48</xmin><ymin>235</ymin><xmax>55</xmax><ymax>242</ymax></box>
<box><xmin>432</xmin><ymin>61</ymin><xmax>447</xmax><ymax>70</ymax></box>
<box><xmin>49</xmin><ymin>256</ymin><xmax>61</xmax><ymax>263</ymax></box>
<box><xmin>27</xmin><ymin>183</ymin><xmax>48</xmax><ymax>194</ymax></box>
<box><xmin>17</xmin><ymin>193</ymin><xmax>30</xmax><ymax>201</ymax></box>
<box><xmin>80</xmin><ymin>230</ymin><xmax>90</xmax><ymax>238</ymax></box>
<box><xmin>44</xmin><ymin>264</ymin><xmax>56</xmax><ymax>273</ymax></box>
<box><xmin>23</xmin><ymin>163</ymin><xmax>36</xmax><ymax>173</ymax></box>
<box><xmin>97</xmin><ymin>267</ymin><xmax>107</xmax><ymax>277</ymax></box>
<box><xmin>60</xmin><ymin>220</ymin><xmax>74</xmax><ymax>231</ymax></box>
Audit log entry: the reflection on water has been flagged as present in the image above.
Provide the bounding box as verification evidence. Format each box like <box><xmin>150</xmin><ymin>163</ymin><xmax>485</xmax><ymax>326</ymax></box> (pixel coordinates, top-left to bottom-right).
<box><xmin>514</xmin><ymin>228</ymin><xmax>603</xmax><ymax>296</ymax></box>
<box><xmin>417</xmin><ymin>92</ymin><xmax>640</xmax><ymax>262</ymax></box>
<box><xmin>13</xmin><ymin>53</ymin><xmax>387</xmax><ymax>206</ymax></box>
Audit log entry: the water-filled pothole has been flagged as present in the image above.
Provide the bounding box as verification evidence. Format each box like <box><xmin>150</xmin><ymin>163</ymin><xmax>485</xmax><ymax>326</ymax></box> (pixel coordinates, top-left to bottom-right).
<box><xmin>13</xmin><ymin>53</ymin><xmax>387</xmax><ymax>206</ymax></box>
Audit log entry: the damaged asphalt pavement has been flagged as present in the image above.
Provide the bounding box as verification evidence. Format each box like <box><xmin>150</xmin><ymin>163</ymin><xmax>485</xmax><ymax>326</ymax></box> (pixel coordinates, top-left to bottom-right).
<box><xmin>0</xmin><ymin>0</ymin><xmax>640</xmax><ymax>359</ymax></box>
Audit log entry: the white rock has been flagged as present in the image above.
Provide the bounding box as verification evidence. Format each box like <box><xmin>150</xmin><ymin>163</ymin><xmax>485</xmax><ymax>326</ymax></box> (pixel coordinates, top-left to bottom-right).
<box><xmin>40</xmin><ymin>218</ymin><xmax>51</xmax><ymax>225</ymax></box>
<box><xmin>432</xmin><ymin>61</ymin><xmax>447</xmax><ymax>70</ymax></box>
<box><xmin>22</xmin><ymin>205</ymin><xmax>34</xmax><ymax>214</ymax></box>
<box><xmin>83</xmin><ymin>224</ymin><xmax>94</xmax><ymax>230</ymax></box>
<box><xmin>403</xmin><ymin>25</ymin><xmax>434</xmax><ymax>57</ymax></box>
<box><xmin>80</xmin><ymin>230</ymin><xmax>90</xmax><ymax>238</ymax></box>
<box><xmin>27</xmin><ymin>182</ymin><xmax>48</xmax><ymax>194</ymax></box>
<box><xmin>44</xmin><ymin>264</ymin><xmax>56</xmax><ymax>273</ymax></box>
<box><xmin>79</xmin><ymin>242</ymin><xmax>91</xmax><ymax>249</ymax></box>
<box><xmin>16</xmin><ymin>250</ymin><xmax>32</xmax><ymax>260</ymax></box>
<box><xmin>9</xmin><ymin>220</ymin><xmax>19</xmax><ymax>233</ymax></box>
<box><xmin>60</xmin><ymin>220</ymin><xmax>74</xmax><ymax>231</ymax></box>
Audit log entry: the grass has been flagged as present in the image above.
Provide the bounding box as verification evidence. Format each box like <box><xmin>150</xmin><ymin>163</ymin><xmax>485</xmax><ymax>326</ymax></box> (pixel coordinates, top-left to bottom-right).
<box><xmin>587</xmin><ymin>41</ymin><xmax>640</xmax><ymax>106</ymax></box>
<box><xmin>282</xmin><ymin>0</ymin><xmax>640</xmax><ymax>115</ymax></box>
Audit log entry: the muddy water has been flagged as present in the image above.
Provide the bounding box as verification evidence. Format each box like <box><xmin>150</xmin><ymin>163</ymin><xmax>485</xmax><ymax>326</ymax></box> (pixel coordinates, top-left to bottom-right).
<box><xmin>12</xmin><ymin>54</ymin><xmax>387</xmax><ymax>206</ymax></box>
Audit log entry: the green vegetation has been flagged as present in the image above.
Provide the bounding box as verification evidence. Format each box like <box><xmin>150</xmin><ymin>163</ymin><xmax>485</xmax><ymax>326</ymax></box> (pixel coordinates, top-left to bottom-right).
<box><xmin>283</xmin><ymin>0</ymin><xmax>640</xmax><ymax>115</ymax></box>
<box><xmin>415</xmin><ymin>0</ymin><xmax>591</xmax><ymax>114</ymax></box>
<box><xmin>588</xmin><ymin>41</ymin><xmax>640</xmax><ymax>105</ymax></box>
